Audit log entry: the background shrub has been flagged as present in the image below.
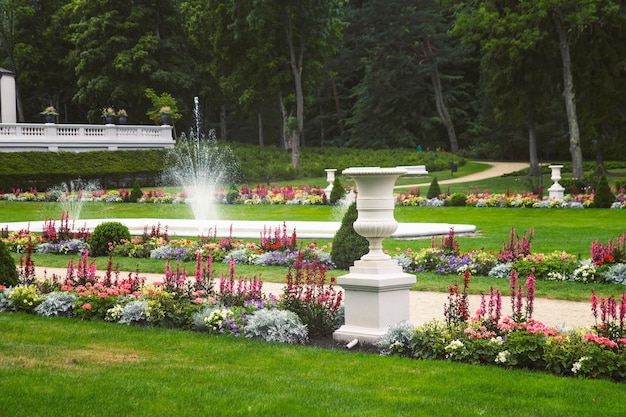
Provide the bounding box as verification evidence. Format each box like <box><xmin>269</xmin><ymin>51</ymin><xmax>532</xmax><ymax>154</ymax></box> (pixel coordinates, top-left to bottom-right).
<box><xmin>448</xmin><ymin>192</ymin><xmax>468</xmax><ymax>207</ymax></box>
<box><xmin>0</xmin><ymin>240</ymin><xmax>18</xmax><ymax>287</ymax></box>
<box><xmin>89</xmin><ymin>222</ymin><xmax>131</xmax><ymax>256</ymax></box>
<box><xmin>427</xmin><ymin>177</ymin><xmax>441</xmax><ymax>199</ymax></box>
<box><xmin>594</xmin><ymin>175</ymin><xmax>614</xmax><ymax>208</ymax></box>
<box><xmin>329</xmin><ymin>176</ymin><xmax>345</xmax><ymax>204</ymax></box>
<box><xmin>0</xmin><ymin>147</ymin><xmax>465</xmax><ymax>190</ymax></box>
<box><xmin>331</xmin><ymin>202</ymin><xmax>369</xmax><ymax>270</ymax></box>
<box><xmin>129</xmin><ymin>180</ymin><xmax>143</xmax><ymax>202</ymax></box>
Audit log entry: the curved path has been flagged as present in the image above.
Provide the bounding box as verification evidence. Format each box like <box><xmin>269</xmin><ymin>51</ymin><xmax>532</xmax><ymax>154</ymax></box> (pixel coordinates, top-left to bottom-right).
<box><xmin>396</xmin><ymin>161</ymin><xmax>529</xmax><ymax>189</ymax></box>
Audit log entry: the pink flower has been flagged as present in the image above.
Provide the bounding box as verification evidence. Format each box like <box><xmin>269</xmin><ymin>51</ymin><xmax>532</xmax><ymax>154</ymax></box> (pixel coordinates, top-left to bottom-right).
<box><xmin>193</xmin><ymin>298</ymin><xmax>204</xmax><ymax>304</ymax></box>
<box><xmin>584</xmin><ymin>333</ymin><xmax>618</xmax><ymax>349</ymax></box>
<box><xmin>82</xmin><ymin>303</ymin><xmax>92</xmax><ymax>310</ymax></box>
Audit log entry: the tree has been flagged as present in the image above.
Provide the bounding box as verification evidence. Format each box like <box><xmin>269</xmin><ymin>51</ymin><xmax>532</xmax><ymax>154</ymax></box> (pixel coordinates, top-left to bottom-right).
<box><xmin>339</xmin><ymin>0</ymin><xmax>471</xmax><ymax>151</ymax></box>
<box><xmin>65</xmin><ymin>0</ymin><xmax>193</xmax><ymax>123</ymax></box>
<box><xmin>181</xmin><ymin>0</ymin><xmax>288</xmax><ymax>144</ymax></box>
<box><xmin>248</xmin><ymin>0</ymin><xmax>345</xmax><ymax>167</ymax></box>
<box><xmin>449</xmin><ymin>0</ymin><xmax>623</xmax><ymax>178</ymax></box>
<box><xmin>449</xmin><ymin>0</ymin><xmax>562</xmax><ymax>175</ymax></box>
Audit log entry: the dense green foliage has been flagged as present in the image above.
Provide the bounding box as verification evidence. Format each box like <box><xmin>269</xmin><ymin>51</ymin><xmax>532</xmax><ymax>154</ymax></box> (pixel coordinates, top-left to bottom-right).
<box><xmin>331</xmin><ymin>202</ymin><xmax>369</xmax><ymax>270</ymax></box>
<box><xmin>0</xmin><ymin>1</ymin><xmax>624</xmax><ymax>168</ymax></box>
<box><xmin>89</xmin><ymin>222</ymin><xmax>131</xmax><ymax>256</ymax></box>
<box><xmin>0</xmin><ymin>240</ymin><xmax>18</xmax><ymax>286</ymax></box>
<box><xmin>0</xmin><ymin>150</ymin><xmax>166</xmax><ymax>190</ymax></box>
<box><xmin>129</xmin><ymin>181</ymin><xmax>143</xmax><ymax>203</ymax></box>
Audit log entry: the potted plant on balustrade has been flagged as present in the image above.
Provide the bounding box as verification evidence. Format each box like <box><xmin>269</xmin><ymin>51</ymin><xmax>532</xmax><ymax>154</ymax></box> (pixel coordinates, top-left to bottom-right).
<box><xmin>145</xmin><ymin>88</ymin><xmax>181</xmax><ymax>126</ymax></box>
<box><xmin>102</xmin><ymin>107</ymin><xmax>116</xmax><ymax>124</ymax></box>
<box><xmin>40</xmin><ymin>106</ymin><xmax>58</xmax><ymax>124</ymax></box>
<box><xmin>117</xmin><ymin>109</ymin><xmax>127</xmax><ymax>124</ymax></box>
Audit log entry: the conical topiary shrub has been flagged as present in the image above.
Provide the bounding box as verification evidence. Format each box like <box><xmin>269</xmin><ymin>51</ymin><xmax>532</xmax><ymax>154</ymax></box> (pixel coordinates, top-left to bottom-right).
<box><xmin>0</xmin><ymin>239</ymin><xmax>18</xmax><ymax>287</ymax></box>
<box><xmin>331</xmin><ymin>201</ymin><xmax>369</xmax><ymax>270</ymax></box>
<box><xmin>594</xmin><ymin>174</ymin><xmax>615</xmax><ymax>208</ymax></box>
<box><xmin>427</xmin><ymin>177</ymin><xmax>441</xmax><ymax>199</ymax></box>
<box><xmin>129</xmin><ymin>180</ymin><xmax>143</xmax><ymax>202</ymax></box>
<box><xmin>329</xmin><ymin>176</ymin><xmax>345</xmax><ymax>204</ymax></box>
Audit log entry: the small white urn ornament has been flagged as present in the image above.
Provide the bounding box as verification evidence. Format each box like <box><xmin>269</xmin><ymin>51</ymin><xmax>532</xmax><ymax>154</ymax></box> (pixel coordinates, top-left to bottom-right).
<box><xmin>333</xmin><ymin>167</ymin><xmax>416</xmax><ymax>344</ymax></box>
<box><xmin>324</xmin><ymin>168</ymin><xmax>337</xmax><ymax>196</ymax></box>
<box><xmin>548</xmin><ymin>164</ymin><xmax>564</xmax><ymax>201</ymax></box>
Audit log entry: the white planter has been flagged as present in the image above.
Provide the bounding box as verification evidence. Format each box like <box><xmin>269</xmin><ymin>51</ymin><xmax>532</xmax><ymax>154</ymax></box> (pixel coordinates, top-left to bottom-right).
<box><xmin>324</xmin><ymin>168</ymin><xmax>337</xmax><ymax>196</ymax></box>
<box><xmin>548</xmin><ymin>164</ymin><xmax>564</xmax><ymax>201</ymax></box>
<box><xmin>333</xmin><ymin>167</ymin><xmax>416</xmax><ymax>344</ymax></box>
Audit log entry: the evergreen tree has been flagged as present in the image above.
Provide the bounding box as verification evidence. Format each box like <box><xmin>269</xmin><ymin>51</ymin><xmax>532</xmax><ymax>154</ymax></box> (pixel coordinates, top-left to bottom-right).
<box><xmin>0</xmin><ymin>240</ymin><xmax>18</xmax><ymax>287</ymax></box>
<box><xmin>594</xmin><ymin>175</ymin><xmax>615</xmax><ymax>208</ymax></box>
<box><xmin>427</xmin><ymin>177</ymin><xmax>441</xmax><ymax>199</ymax></box>
<box><xmin>331</xmin><ymin>202</ymin><xmax>369</xmax><ymax>270</ymax></box>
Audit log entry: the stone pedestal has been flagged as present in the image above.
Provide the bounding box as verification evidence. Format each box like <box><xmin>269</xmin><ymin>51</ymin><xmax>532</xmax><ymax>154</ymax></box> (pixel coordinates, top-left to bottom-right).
<box><xmin>548</xmin><ymin>164</ymin><xmax>564</xmax><ymax>201</ymax></box>
<box><xmin>325</xmin><ymin>168</ymin><xmax>337</xmax><ymax>196</ymax></box>
<box><xmin>333</xmin><ymin>167</ymin><xmax>415</xmax><ymax>345</ymax></box>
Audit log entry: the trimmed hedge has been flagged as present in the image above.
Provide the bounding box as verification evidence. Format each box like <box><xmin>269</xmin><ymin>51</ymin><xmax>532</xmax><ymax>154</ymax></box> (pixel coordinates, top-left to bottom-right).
<box><xmin>0</xmin><ymin>146</ymin><xmax>465</xmax><ymax>191</ymax></box>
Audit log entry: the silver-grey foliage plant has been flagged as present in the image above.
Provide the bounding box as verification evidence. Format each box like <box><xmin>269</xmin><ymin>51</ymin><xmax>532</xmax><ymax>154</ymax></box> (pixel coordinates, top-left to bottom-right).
<box><xmin>0</xmin><ymin>287</ymin><xmax>14</xmax><ymax>312</ymax></box>
<box><xmin>604</xmin><ymin>263</ymin><xmax>626</xmax><ymax>285</ymax></box>
<box><xmin>378</xmin><ymin>320</ymin><xmax>415</xmax><ymax>356</ymax></box>
<box><xmin>34</xmin><ymin>292</ymin><xmax>76</xmax><ymax>317</ymax></box>
<box><xmin>245</xmin><ymin>309</ymin><xmax>308</xmax><ymax>344</ymax></box>
<box><xmin>119</xmin><ymin>300</ymin><xmax>149</xmax><ymax>325</ymax></box>
<box><xmin>192</xmin><ymin>305</ymin><xmax>220</xmax><ymax>331</ymax></box>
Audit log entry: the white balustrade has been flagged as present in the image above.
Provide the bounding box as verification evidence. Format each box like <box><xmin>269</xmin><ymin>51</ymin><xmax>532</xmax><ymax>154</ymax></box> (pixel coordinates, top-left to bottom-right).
<box><xmin>0</xmin><ymin>122</ymin><xmax>175</xmax><ymax>152</ymax></box>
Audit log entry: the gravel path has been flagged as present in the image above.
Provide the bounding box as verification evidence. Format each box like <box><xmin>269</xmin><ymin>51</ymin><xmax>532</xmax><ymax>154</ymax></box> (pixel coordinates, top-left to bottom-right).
<box><xmin>397</xmin><ymin>161</ymin><xmax>529</xmax><ymax>188</ymax></box>
<box><xmin>35</xmin><ymin>266</ymin><xmax>594</xmax><ymax>330</ymax></box>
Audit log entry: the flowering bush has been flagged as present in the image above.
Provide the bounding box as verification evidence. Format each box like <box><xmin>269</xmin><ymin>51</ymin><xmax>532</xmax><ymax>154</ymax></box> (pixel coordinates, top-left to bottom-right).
<box><xmin>279</xmin><ymin>253</ymin><xmax>343</xmax><ymax>337</ymax></box>
<box><xmin>382</xmin><ymin>285</ymin><xmax>626</xmax><ymax>381</ymax></box>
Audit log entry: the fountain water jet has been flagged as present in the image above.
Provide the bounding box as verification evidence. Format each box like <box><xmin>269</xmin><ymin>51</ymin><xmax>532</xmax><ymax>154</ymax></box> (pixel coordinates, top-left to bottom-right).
<box><xmin>163</xmin><ymin>112</ymin><xmax>238</xmax><ymax>222</ymax></box>
<box><xmin>47</xmin><ymin>179</ymin><xmax>100</xmax><ymax>221</ymax></box>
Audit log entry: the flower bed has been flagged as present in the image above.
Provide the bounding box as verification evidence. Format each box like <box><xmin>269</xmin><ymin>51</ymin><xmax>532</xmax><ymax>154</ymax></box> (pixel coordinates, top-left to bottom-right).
<box><xmin>0</xmin><ymin>250</ymin><xmax>343</xmax><ymax>345</ymax></box>
<box><xmin>378</xmin><ymin>271</ymin><xmax>626</xmax><ymax>382</ymax></box>
<box><xmin>2</xmin><ymin>183</ymin><xmax>626</xmax><ymax>208</ymax></box>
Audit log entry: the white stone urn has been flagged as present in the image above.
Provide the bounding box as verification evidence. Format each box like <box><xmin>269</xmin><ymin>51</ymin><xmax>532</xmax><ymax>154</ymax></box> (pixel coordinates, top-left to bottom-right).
<box><xmin>343</xmin><ymin>167</ymin><xmax>405</xmax><ymax>260</ymax></box>
<box><xmin>548</xmin><ymin>164</ymin><xmax>565</xmax><ymax>201</ymax></box>
<box><xmin>333</xmin><ymin>167</ymin><xmax>416</xmax><ymax>344</ymax></box>
<box><xmin>324</xmin><ymin>168</ymin><xmax>337</xmax><ymax>196</ymax></box>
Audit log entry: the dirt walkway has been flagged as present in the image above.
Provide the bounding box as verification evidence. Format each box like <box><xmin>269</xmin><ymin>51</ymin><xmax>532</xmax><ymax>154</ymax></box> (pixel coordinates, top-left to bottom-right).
<box><xmin>397</xmin><ymin>161</ymin><xmax>529</xmax><ymax>189</ymax></box>
<box><xmin>35</xmin><ymin>266</ymin><xmax>594</xmax><ymax>329</ymax></box>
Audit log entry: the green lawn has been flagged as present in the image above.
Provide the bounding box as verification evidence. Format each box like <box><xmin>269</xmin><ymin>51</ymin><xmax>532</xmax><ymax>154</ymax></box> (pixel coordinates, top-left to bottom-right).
<box><xmin>1</xmin><ymin>313</ymin><xmax>624</xmax><ymax>417</ymax></box>
<box><xmin>3</xmin><ymin>200</ymin><xmax>626</xmax><ymax>302</ymax></box>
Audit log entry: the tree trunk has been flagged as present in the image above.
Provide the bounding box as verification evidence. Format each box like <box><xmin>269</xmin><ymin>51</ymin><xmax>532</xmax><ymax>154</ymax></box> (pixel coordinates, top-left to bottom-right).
<box><xmin>528</xmin><ymin>120</ymin><xmax>540</xmax><ymax>176</ymax></box>
<box><xmin>278</xmin><ymin>92</ymin><xmax>290</xmax><ymax>150</ymax></box>
<box><xmin>282</xmin><ymin>10</ymin><xmax>302</xmax><ymax>168</ymax></box>
<box><xmin>430</xmin><ymin>64</ymin><xmax>459</xmax><ymax>154</ymax></box>
<box><xmin>330</xmin><ymin>77</ymin><xmax>344</xmax><ymax>137</ymax></box>
<box><xmin>258</xmin><ymin>110</ymin><xmax>264</xmax><ymax>146</ymax></box>
<box><xmin>553</xmin><ymin>7</ymin><xmax>584</xmax><ymax>179</ymax></box>
<box><xmin>220</xmin><ymin>104</ymin><xmax>227</xmax><ymax>141</ymax></box>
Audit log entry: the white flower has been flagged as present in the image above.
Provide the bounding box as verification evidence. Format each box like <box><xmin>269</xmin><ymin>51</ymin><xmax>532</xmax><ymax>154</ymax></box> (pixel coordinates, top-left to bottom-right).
<box><xmin>489</xmin><ymin>336</ymin><xmax>504</xmax><ymax>345</ymax></box>
<box><xmin>445</xmin><ymin>339</ymin><xmax>464</xmax><ymax>351</ymax></box>
<box><xmin>495</xmin><ymin>350</ymin><xmax>510</xmax><ymax>364</ymax></box>
<box><xmin>571</xmin><ymin>356</ymin><xmax>590</xmax><ymax>374</ymax></box>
